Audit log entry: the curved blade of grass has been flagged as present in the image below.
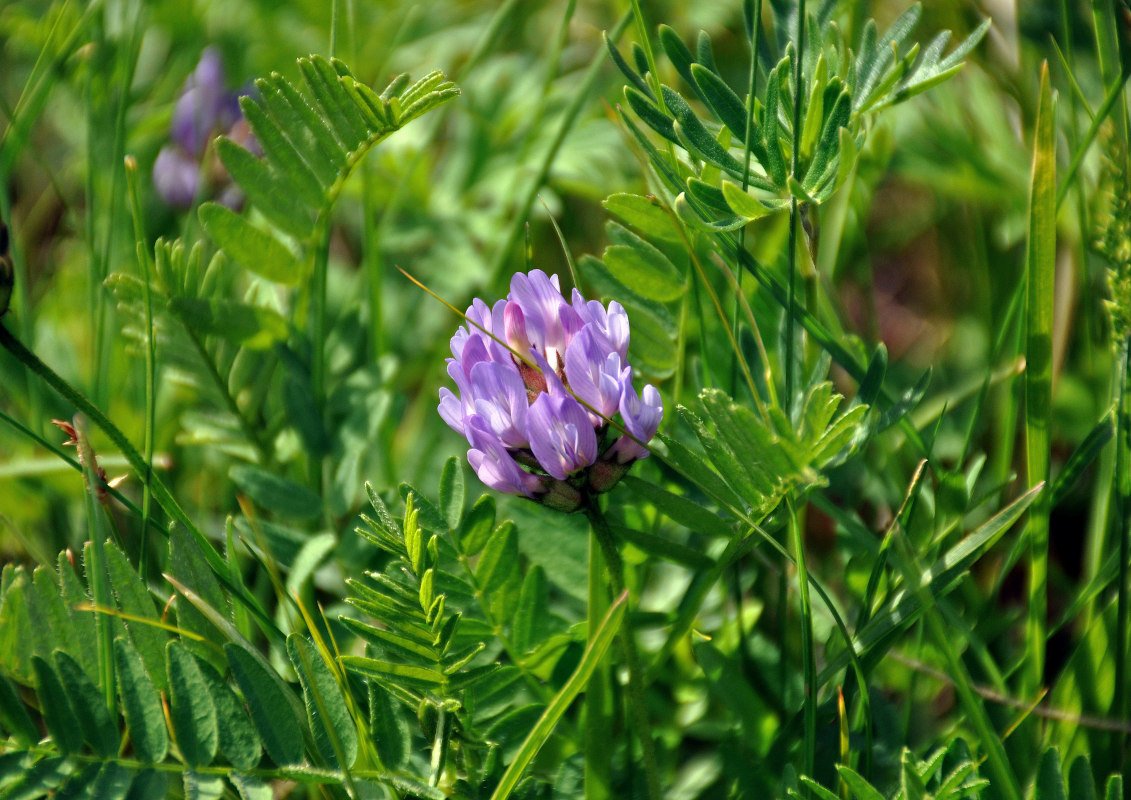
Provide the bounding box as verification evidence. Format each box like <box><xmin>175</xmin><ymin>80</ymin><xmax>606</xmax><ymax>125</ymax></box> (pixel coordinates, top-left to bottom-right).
<box><xmin>489</xmin><ymin>591</ymin><xmax>627</xmax><ymax>800</ymax></box>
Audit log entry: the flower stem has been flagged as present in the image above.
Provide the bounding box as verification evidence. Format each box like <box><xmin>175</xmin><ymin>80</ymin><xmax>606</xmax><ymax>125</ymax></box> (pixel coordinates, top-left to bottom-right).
<box><xmin>1113</xmin><ymin>335</ymin><xmax>1131</xmax><ymax>766</ymax></box>
<box><xmin>584</xmin><ymin>529</ymin><xmax>612</xmax><ymax>800</ymax></box>
<box><xmin>585</xmin><ymin>497</ymin><xmax>661</xmax><ymax>800</ymax></box>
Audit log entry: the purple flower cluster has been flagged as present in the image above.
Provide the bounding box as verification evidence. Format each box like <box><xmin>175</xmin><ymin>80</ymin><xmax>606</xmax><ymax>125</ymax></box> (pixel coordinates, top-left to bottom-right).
<box><xmin>440</xmin><ymin>270</ymin><xmax>663</xmax><ymax>511</ymax></box>
<box><xmin>153</xmin><ymin>48</ymin><xmax>256</xmax><ymax>209</ymax></box>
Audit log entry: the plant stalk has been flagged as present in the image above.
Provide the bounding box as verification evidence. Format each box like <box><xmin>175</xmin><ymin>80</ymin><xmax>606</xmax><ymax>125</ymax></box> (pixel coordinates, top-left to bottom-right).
<box><xmin>586</xmin><ymin>497</ymin><xmax>661</xmax><ymax>800</ymax></box>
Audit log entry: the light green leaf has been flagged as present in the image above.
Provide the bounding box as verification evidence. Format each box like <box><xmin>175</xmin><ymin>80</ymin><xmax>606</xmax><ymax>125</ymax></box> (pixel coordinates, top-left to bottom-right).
<box><xmin>229</xmin><ymin>464</ymin><xmax>322</xmax><ymax>520</ymax></box>
<box><xmin>602</xmin><ymin>193</ymin><xmax>681</xmax><ymax>242</ymax></box>
<box><xmin>168</xmin><ymin>296</ymin><xmax>288</xmax><ymax>350</ymax></box>
<box><xmin>439</xmin><ymin>457</ymin><xmax>465</xmax><ymax>530</ymax></box>
<box><xmin>230</xmin><ymin>774</ymin><xmax>274</xmax><ymax>800</ymax></box>
<box><xmin>602</xmin><ymin>237</ymin><xmax>685</xmax><ymax>303</ymax></box>
<box><xmin>198</xmin><ymin>202</ymin><xmax>306</xmax><ymax>286</ymax></box>
<box><xmin>721</xmin><ymin>181</ymin><xmax>776</xmax><ymax>221</ymax></box>
<box><xmin>104</xmin><ymin>541</ymin><xmax>167</xmax><ymax>691</ymax></box>
<box><xmin>183</xmin><ymin>770</ymin><xmax>225</xmax><ymax>800</ymax></box>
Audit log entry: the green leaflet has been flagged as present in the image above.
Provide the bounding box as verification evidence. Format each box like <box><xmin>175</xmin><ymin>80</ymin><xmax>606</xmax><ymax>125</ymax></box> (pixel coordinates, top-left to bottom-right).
<box><xmin>602</xmin><ymin>193</ymin><xmax>682</xmax><ymax>242</ymax></box>
<box><xmin>368</xmin><ymin>682</ymin><xmax>410</xmax><ymax>771</ymax></box>
<box><xmin>31</xmin><ymin>655</ymin><xmax>82</xmax><ymax>755</ymax></box>
<box><xmin>104</xmin><ymin>541</ymin><xmax>167</xmax><ymax>691</ymax></box>
<box><xmin>225</xmin><ymin>643</ymin><xmax>306</xmax><ymax>767</ymax></box>
<box><xmin>287</xmin><ymin>634</ymin><xmax>359</xmax><ymax>770</ymax></box>
<box><xmin>439</xmin><ymin>457</ymin><xmax>465</xmax><ymax>531</ymax></box>
<box><xmin>114</xmin><ymin>637</ymin><xmax>167</xmax><ymax>764</ymax></box>
<box><xmin>197</xmin><ymin>203</ymin><xmax>306</xmax><ymax>286</ymax></box>
<box><xmin>228</xmin><ymin>464</ymin><xmax>322</xmax><ymax>521</ymax></box>
<box><xmin>166</xmin><ymin>297</ymin><xmax>288</xmax><ymax>351</ymax></box>
<box><xmin>54</xmin><ymin>649</ymin><xmax>118</xmax><ymax>758</ymax></box>
<box><xmin>195</xmin><ymin>658</ymin><xmax>262</xmax><ymax>771</ymax></box>
<box><xmin>214</xmin><ymin>56</ymin><xmax>457</xmax><ymax>243</ymax></box>
<box><xmin>167</xmin><ymin>526</ymin><xmax>229</xmax><ymax>671</ymax></box>
<box><xmin>166</xmin><ymin>640</ymin><xmax>218</xmax><ymax>768</ymax></box>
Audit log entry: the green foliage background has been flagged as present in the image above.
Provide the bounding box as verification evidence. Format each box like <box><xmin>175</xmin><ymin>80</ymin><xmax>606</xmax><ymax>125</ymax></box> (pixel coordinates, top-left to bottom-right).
<box><xmin>0</xmin><ymin>0</ymin><xmax>1128</xmax><ymax>798</ymax></box>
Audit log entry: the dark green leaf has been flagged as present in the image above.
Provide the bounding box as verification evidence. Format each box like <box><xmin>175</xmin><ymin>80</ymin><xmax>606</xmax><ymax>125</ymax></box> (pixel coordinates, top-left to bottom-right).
<box><xmin>604</xmin><ymin>32</ymin><xmax>654</xmax><ymax>100</ymax></box>
<box><xmin>663</xmin><ymin>86</ymin><xmax>745</xmax><ymax>177</ymax></box>
<box><xmin>238</xmin><ymin>97</ymin><xmax>326</xmax><ymax>207</ymax></box>
<box><xmin>476</xmin><ymin>521</ymin><xmax>520</xmax><ymax>596</ymax></box>
<box><xmin>511</xmin><ymin>566</ymin><xmax>549</xmax><ymax>655</ymax></box>
<box><xmin>168</xmin><ymin>526</ymin><xmax>228</xmax><ymax>671</ymax></box>
<box><xmin>1067</xmin><ymin>756</ymin><xmax>1096</xmax><ymax>800</ymax></box>
<box><xmin>0</xmin><ymin>673</ymin><xmax>36</xmax><ymax>746</ymax></box>
<box><xmin>623</xmin><ymin>86</ymin><xmax>677</xmax><ymax>144</ymax></box>
<box><xmin>195</xmin><ymin>658</ymin><xmax>262</xmax><ymax>771</ymax></box>
<box><xmin>287</xmin><ymin>634</ymin><xmax>359</xmax><ymax>770</ymax></box>
<box><xmin>1036</xmin><ymin>748</ymin><xmax>1067</xmax><ymax>800</ymax></box>
<box><xmin>225</xmin><ymin>643</ymin><xmax>306</xmax><ymax>767</ymax></box>
<box><xmin>114</xmin><ymin>637</ymin><xmax>168</xmax><ymax>764</ymax></box>
<box><xmin>167</xmin><ymin>640</ymin><xmax>218</xmax><ymax>767</ymax></box>
<box><xmin>690</xmin><ymin>63</ymin><xmax>747</xmax><ymax>142</ymax></box>
<box><xmin>369</xmin><ymin>682</ymin><xmax>410</xmax><ymax>771</ymax></box>
<box><xmin>1051</xmin><ymin>415</ymin><xmax>1114</xmax><ymax>508</ymax></box>
<box><xmin>54</xmin><ymin>650</ymin><xmax>118</xmax><ymax>757</ymax></box>
<box><xmin>31</xmin><ymin>655</ymin><xmax>82</xmax><ymax>754</ymax></box>
<box><xmin>215</xmin><ymin>138</ymin><xmax>314</xmax><ymax>240</ymax></box>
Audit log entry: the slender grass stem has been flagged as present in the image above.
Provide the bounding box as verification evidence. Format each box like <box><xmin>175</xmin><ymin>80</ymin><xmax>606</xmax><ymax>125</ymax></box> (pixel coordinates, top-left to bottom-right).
<box><xmin>788</xmin><ymin>497</ymin><xmax>816</xmax><ymax>784</ymax></box>
<box><xmin>584</xmin><ymin>526</ymin><xmax>612</xmax><ymax>800</ymax></box>
<box><xmin>310</xmin><ymin>218</ymin><xmax>332</xmax><ymax>494</ymax></box>
<box><xmin>586</xmin><ymin>497</ymin><xmax>661</xmax><ymax>800</ymax></box>
<box><xmin>124</xmin><ymin>157</ymin><xmax>155</xmax><ymax>580</ymax></box>
<box><xmin>1023</xmin><ymin>63</ymin><xmax>1056</xmax><ymax>700</ymax></box>
<box><xmin>1114</xmin><ymin>336</ymin><xmax>1130</xmax><ymax>766</ymax></box>
<box><xmin>785</xmin><ymin>0</ymin><xmax>806</xmax><ymax>415</ymax></box>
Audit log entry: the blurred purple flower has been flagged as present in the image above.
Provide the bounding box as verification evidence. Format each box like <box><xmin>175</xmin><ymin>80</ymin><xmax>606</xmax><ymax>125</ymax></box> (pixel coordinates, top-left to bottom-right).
<box><xmin>153</xmin><ymin>47</ymin><xmax>254</xmax><ymax>209</ymax></box>
<box><xmin>439</xmin><ymin>269</ymin><xmax>663</xmax><ymax>511</ymax></box>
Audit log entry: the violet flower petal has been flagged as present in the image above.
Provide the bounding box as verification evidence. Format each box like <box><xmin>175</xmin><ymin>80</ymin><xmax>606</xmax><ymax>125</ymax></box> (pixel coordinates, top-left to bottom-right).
<box><xmin>152</xmin><ymin>146</ymin><xmax>200</xmax><ymax>208</ymax></box>
<box><xmin>466</xmin><ymin>416</ymin><xmax>542</xmax><ymax>497</ymax></box>
<box><xmin>611</xmin><ymin>382</ymin><xmax>664</xmax><ymax>462</ymax></box>
<box><xmin>527</xmin><ymin>392</ymin><xmax>598</xmax><ymax>480</ymax></box>
<box><xmin>470</xmin><ymin>360</ymin><xmax>529</xmax><ymax>447</ymax></box>
<box><xmin>564</xmin><ymin>327</ymin><xmax>622</xmax><ymax>421</ymax></box>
